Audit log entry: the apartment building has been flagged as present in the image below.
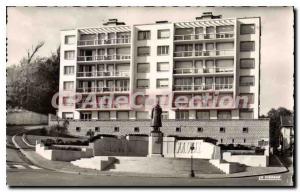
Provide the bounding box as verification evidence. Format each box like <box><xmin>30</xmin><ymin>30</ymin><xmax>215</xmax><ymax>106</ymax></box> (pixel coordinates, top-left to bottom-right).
<box><xmin>58</xmin><ymin>13</ymin><xmax>260</xmax><ymax>121</ymax></box>
<box><xmin>55</xmin><ymin>13</ymin><xmax>268</xmax><ymax>147</ymax></box>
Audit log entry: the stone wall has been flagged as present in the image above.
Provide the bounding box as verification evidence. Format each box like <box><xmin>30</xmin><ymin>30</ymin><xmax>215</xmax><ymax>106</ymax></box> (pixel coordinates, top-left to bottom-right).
<box><xmin>7</xmin><ymin>110</ymin><xmax>48</xmax><ymax>125</ymax></box>
<box><xmin>49</xmin><ymin>118</ymin><xmax>269</xmax><ymax>147</ymax></box>
<box><xmin>222</xmin><ymin>152</ymin><xmax>269</xmax><ymax>167</ymax></box>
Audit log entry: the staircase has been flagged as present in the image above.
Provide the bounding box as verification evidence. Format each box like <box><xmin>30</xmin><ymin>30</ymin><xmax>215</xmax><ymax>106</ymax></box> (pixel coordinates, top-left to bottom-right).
<box><xmin>71</xmin><ymin>156</ymin><xmax>116</xmax><ymax>171</ymax></box>
<box><xmin>108</xmin><ymin>157</ymin><xmax>224</xmax><ymax>175</ymax></box>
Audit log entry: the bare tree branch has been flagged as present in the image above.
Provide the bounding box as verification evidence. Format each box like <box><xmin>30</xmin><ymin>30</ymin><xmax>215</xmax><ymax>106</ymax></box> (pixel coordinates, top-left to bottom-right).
<box><xmin>27</xmin><ymin>41</ymin><xmax>45</xmax><ymax>64</ymax></box>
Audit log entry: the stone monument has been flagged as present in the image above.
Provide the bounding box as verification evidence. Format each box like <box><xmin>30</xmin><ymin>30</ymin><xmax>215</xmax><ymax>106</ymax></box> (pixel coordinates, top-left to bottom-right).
<box><xmin>148</xmin><ymin>102</ymin><xmax>164</xmax><ymax>157</ymax></box>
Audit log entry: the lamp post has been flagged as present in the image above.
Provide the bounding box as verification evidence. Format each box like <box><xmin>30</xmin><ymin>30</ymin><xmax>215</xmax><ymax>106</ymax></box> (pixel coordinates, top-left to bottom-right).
<box><xmin>190</xmin><ymin>143</ymin><xmax>195</xmax><ymax>178</ymax></box>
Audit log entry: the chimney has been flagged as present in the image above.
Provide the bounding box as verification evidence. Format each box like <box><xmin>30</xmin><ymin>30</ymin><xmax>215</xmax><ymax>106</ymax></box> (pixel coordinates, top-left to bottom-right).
<box><xmin>103</xmin><ymin>18</ymin><xmax>126</xmax><ymax>26</ymax></box>
<box><xmin>196</xmin><ymin>12</ymin><xmax>222</xmax><ymax>20</ymax></box>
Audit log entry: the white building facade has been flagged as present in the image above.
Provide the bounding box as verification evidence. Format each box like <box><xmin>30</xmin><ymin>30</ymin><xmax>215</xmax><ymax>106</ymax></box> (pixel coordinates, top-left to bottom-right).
<box><xmin>58</xmin><ymin>13</ymin><xmax>260</xmax><ymax>121</ymax></box>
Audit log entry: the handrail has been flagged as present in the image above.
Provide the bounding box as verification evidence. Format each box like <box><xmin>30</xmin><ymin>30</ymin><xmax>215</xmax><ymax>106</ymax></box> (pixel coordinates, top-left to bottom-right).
<box><xmin>173</xmin><ymin>84</ymin><xmax>233</xmax><ymax>91</ymax></box>
<box><xmin>173</xmin><ymin>49</ymin><xmax>234</xmax><ymax>57</ymax></box>
<box><xmin>76</xmin><ymin>86</ymin><xmax>129</xmax><ymax>93</ymax></box>
<box><xmin>77</xmin><ymin>54</ymin><xmax>131</xmax><ymax>62</ymax></box>
<box><xmin>174</xmin><ymin>67</ymin><xmax>234</xmax><ymax>74</ymax></box>
<box><xmin>174</xmin><ymin>32</ymin><xmax>234</xmax><ymax>41</ymax></box>
<box><xmin>77</xmin><ymin>70</ymin><xmax>130</xmax><ymax>77</ymax></box>
<box><xmin>78</xmin><ymin>37</ymin><xmax>131</xmax><ymax>46</ymax></box>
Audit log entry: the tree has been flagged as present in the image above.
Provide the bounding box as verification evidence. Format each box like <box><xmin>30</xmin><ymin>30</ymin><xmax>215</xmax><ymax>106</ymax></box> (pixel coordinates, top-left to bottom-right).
<box><xmin>7</xmin><ymin>43</ymin><xmax>60</xmax><ymax>114</ymax></box>
<box><xmin>267</xmin><ymin>107</ymin><xmax>292</xmax><ymax>151</ymax></box>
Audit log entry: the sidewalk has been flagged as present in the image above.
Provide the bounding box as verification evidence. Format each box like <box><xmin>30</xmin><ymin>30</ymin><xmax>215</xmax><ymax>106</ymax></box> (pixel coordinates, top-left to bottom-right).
<box><xmin>13</xmin><ymin>134</ymin><xmax>289</xmax><ymax>179</ymax></box>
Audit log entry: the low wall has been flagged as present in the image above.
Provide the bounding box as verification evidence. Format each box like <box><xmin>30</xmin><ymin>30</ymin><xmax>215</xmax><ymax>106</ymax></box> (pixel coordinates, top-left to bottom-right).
<box><xmin>49</xmin><ymin>118</ymin><xmax>270</xmax><ymax>147</ymax></box>
<box><xmin>209</xmin><ymin>159</ymin><xmax>245</xmax><ymax>174</ymax></box>
<box><xmin>35</xmin><ymin>143</ymin><xmax>93</xmax><ymax>161</ymax></box>
<box><xmin>7</xmin><ymin>110</ymin><xmax>48</xmax><ymax>125</ymax></box>
<box><xmin>91</xmin><ymin>135</ymin><xmax>148</xmax><ymax>156</ymax></box>
<box><xmin>223</xmin><ymin>152</ymin><xmax>269</xmax><ymax>167</ymax></box>
<box><xmin>163</xmin><ymin>138</ymin><xmax>221</xmax><ymax>159</ymax></box>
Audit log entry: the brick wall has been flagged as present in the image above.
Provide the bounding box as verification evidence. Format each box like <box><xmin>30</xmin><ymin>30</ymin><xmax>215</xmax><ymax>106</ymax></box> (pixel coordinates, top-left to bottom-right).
<box><xmin>49</xmin><ymin>118</ymin><xmax>269</xmax><ymax>147</ymax></box>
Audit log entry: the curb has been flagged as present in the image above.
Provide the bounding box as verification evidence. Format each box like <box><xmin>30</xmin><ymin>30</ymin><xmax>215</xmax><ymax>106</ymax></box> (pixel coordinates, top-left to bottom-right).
<box><xmin>11</xmin><ymin>132</ymin><xmax>290</xmax><ymax>179</ymax></box>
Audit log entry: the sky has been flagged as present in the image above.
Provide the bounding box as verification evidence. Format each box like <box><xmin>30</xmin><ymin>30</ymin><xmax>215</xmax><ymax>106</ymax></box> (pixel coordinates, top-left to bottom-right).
<box><xmin>6</xmin><ymin>7</ymin><xmax>294</xmax><ymax>115</ymax></box>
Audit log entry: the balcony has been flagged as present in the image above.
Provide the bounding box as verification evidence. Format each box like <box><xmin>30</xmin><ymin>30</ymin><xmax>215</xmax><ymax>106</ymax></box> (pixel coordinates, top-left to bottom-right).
<box><xmin>174</xmin><ymin>32</ymin><xmax>234</xmax><ymax>41</ymax></box>
<box><xmin>76</xmin><ymin>102</ymin><xmax>130</xmax><ymax>110</ymax></box>
<box><xmin>76</xmin><ymin>86</ymin><xmax>129</xmax><ymax>93</ymax></box>
<box><xmin>174</xmin><ymin>67</ymin><xmax>234</xmax><ymax>75</ymax></box>
<box><xmin>174</xmin><ymin>50</ymin><xmax>234</xmax><ymax>58</ymax></box>
<box><xmin>77</xmin><ymin>38</ymin><xmax>131</xmax><ymax>47</ymax></box>
<box><xmin>173</xmin><ymin>84</ymin><xmax>233</xmax><ymax>92</ymax></box>
<box><xmin>77</xmin><ymin>71</ymin><xmax>130</xmax><ymax>78</ymax></box>
<box><xmin>77</xmin><ymin>55</ymin><xmax>131</xmax><ymax>62</ymax></box>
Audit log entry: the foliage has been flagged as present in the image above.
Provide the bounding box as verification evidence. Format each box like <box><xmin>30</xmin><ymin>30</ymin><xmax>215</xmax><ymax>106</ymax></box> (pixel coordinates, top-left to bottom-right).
<box><xmin>267</xmin><ymin>107</ymin><xmax>292</xmax><ymax>150</ymax></box>
<box><xmin>7</xmin><ymin>42</ymin><xmax>60</xmax><ymax>114</ymax></box>
<box><xmin>86</xmin><ymin>129</ymin><xmax>95</xmax><ymax>140</ymax></box>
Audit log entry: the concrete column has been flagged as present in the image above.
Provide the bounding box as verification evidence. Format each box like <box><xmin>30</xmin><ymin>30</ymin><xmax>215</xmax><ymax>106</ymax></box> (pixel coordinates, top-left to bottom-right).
<box><xmin>148</xmin><ymin>132</ymin><xmax>164</xmax><ymax>157</ymax></box>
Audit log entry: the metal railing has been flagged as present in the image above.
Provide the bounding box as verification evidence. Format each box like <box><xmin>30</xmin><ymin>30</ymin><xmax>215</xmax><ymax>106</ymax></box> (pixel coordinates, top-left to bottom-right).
<box><xmin>78</xmin><ymin>38</ymin><xmax>131</xmax><ymax>46</ymax></box>
<box><xmin>174</xmin><ymin>32</ymin><xmax>234</xmax><ymax>41</ymax></box>
<box><xmin>76</xmin><ymin>102</ymin><xmax>130</xmax><ymax>109</ymax></box>
<box><xmin>76</xmin><ymin>86</ymin><xmax>129</xmax><ymax>93</ymax></box>
<box><xmin>77</xmin><ymin>70</ymin><xmax>130</xmax><ymax>77</ymax></box>
<box><xmin>173</xmin><ymin>84</ymin><xmax>233</xmax><ymax>91</ymax></box>
<box><xmin>174</xmin><ymin>67</ymin><xmax>234</xmax><ymax>74</ymax></box>
<box><xmin>173</xmin><ymin>50</ymin><xmax>234</xmax><ymax>58</ymax></box>
<box><xmin>77</xmin><ymin>55</ymin><xmax>131</xmax><ymax>62</ymax></box>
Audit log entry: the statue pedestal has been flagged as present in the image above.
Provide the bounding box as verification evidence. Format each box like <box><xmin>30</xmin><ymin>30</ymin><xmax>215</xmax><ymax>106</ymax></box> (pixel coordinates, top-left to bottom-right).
<box><xmin>148</xmin><ymin>131</ymin><xmax>164</xmax><ymax>157</ymax></box>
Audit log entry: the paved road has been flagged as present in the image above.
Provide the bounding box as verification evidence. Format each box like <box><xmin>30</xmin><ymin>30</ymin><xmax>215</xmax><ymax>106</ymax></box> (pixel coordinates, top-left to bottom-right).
<box><xmin>6</xmin><ymin>125</ymin><xmax>294</xmax><ymax>187</ymax></box>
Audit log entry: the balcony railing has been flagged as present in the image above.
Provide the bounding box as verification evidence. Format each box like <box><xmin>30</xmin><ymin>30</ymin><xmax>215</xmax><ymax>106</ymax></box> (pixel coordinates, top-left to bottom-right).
<box><xmin>174</xmin><ymin>32</ymin><xmax>234</xmax><ymax>41</ymax></box>
<box><xmin>173</xmin><ymin>84</ymin><xmax>233</xmax><ymax>91</ymax></box>
<box><xmin>78</xmin><ymin>38</ymin><xmax>131</xmax><ymax>46</ymax></box>
<box><xmin>174</xmin><ymin>50</ymin><xmax>234</xmax><ymax>58</ymax></box>
<box><xmin>174</xmin><ymin>67</ymin><xmax>234</xmax><ymax>75</ymax></box>
<box><xmin>76</xmin><ymin>102</ymin><xmax>130</xmax><ymax>109</ymax></box>
<box><xmin>77</xmin><ymin>55</ymin><xmax>131</xmax><ymax>62</ymax></box>
<box><xmin>77</xmin><ymin>70</ymin><xmax>130</xmax><ymax>78</ymax></box>
<box><xmin>76</xmin><ymin>86</ymin><xmax>129</xmax><ymax>93</ymax></box>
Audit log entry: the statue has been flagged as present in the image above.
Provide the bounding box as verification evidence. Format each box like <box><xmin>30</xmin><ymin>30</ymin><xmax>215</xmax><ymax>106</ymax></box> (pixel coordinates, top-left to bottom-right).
<box><xmin>150</xmin><ymin>102</ymin><xmax>162</xmax><ymax>132</ymax></box>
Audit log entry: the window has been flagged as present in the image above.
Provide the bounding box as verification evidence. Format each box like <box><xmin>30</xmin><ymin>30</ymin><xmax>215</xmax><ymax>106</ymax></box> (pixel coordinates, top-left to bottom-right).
<box><xmin>114</xmin><ymin>127</ymin><xmax>119</xmax><ymax>132</ymax></box>
<box><xmin>65</xmin><ymin>35</ymin><xmax>76</xmax><ymax>44</ymax></box>
<box><xmin>157</xmin><ymin>62</ymin><xmax>169</xmax><ymax>72</ymax></box>
<box><xmin>137</xmin><ymin>46</ymin><xmax>150</xmax><ymax>56</ymax></box>
<box><xmin>240</xmin><ymin>76</ymin><xmax>255</xmax><ymax>86</ymax></box>
<box><xmin>240</xmin><ymin>24</ymin><xmax>255</xmax><ymax>35</ymax></box>
<box><xmin>157</xmin><ymin>29</ymin><xmax>170</xmax><ymax>39</ymax></box>
<box><xmin>76</xmin><ymin>127</ymin><xmax>81</xmax><ymax>132</ymax></box>
<box><xmin>196</xmin><ymin>111</ymin><xmax>210</xmax><ymax>120</ymax></box>
<box><xmin>244</xmin><ymin>139</ymin><xmax>246</xmax><ymax>143</ymax></box>
<box><xmin>218</xmin><ymin>111</ymin><xmax>232</xmax><ymax>119</ymax></box>
<box><xmin>95</xmin><ymin>127</ymin><xmax>100</xmax><ymax>132</ymax></box>
<box><xmin>62</xmin><ymin>97</ymin><xmax>73</xmax><ymax>106</ymax></box>
<box><xmin>232</xmin><ymin>139</ymin><xmax>235</xmax><ymax>143</ymax></box>
<box><xmin>240</xmin><ymin>59</ymin><xmax>255</xmax><ymax>69</ymax></box>
<box><xmin>136</xmin><ymin>79</ymin><xmax>149</xmax><ymax>89</ymax></box>
<box><xmin>240</xmin><ymin>41</ymin><xmax>255</xmax><ymax>52</ymax></box>
<box><xmin>220</xmin><ymin>139</ymin><xmax>223</xmax><ymax>143</ymax></box>
<box><xmin>64</xmin><ymin>66</ymin><xmax>74</xmax><ymax>75</ymax></box>
<box><xmin>138</xmin><ymin>31</ymin><xmax>151</xmax><ymax>40</ymax></box>
<box><xmin>220</xmin><ymin>127</ymin><xmax>226</xmax><ymax>133</ymax></box>
<box><xmin>156</xmin><ymin>79</ymin><xmax>169</xmax><ymax>88</ymax></box>
<box><xmin>197</xmin><ymin>127</ymin><xmax>203</xmax><ymax>132</ymax></box>
<box><xmin>98</xmin><ymin>112</ymin><xmax>110</xmax><ymax>120</ymax></box>
<box><xmin>64</xmin><ymin>50</ymin><xmax>75</xmax><ymax>60</ymax></box>
<box><xmin>134</xmin><ymin>127</ymin><xmax>140</xmax><ymax>132</ymax></box>
<box><xmin>243</xmin><ymin>127</ymin><xmax>249</xmax><ymax>133</ymax></box>
<box><xmin>239</xmin><ymin>109</ymin><xmax>254</xmax><ymax>119</ymax></box>
<box><xmin>157</xmin><ymin>46</ymin><xmax>169</xmax><ymax>56</ymax></box>
<box><xmin>137</xmin><ymin>63</ymin><xmax>150</xmax><ymax>73</ymax></box>
<box><xmin>176</xmin><ymin>111</ymin><xmax>189</xmax><ymax>120</ymax></box>
<box><xmin>162</xmin><ymin>111</ymin><xmax>169</xmax><ymax>119</ymax></box>
<box><xmin>80</xmin><ymin>112</ymin><xmax>92</xmax><ymax>120</ymax></box>
<box><xmin>176</xmin><ymin>127</ymin><xmax>181</xmax><ymax>132</ymax></box>
<box><xmin>239</xmin><ymin>93</ymin><xmax>254</xmax><ymax>106</ymax></box>
<box><xmin>136</xmin><ymin>111</ymin><xmax>149</xmax><ymax>119</ymax></box>
<box><xmin>62</xmin><ymin>112</ymin><xmax>73</xmax><ymax>119</ymax></box>
<box><xmin>63</xmin><ymin>81</ymin><xmax>74</xmax><ymax>91</ymax></box>
<box><xmin>117</xmin><ymin>111</ymin><xmax>129</xmax><ymax>120</ymax></box>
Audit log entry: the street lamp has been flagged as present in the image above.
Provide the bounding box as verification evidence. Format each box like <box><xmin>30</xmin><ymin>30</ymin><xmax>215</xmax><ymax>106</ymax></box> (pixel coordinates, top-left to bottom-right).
<box><xmin>190</xmin><ymin>143</ymin><xmax>195</xmax><ymax>178</ymax></box>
